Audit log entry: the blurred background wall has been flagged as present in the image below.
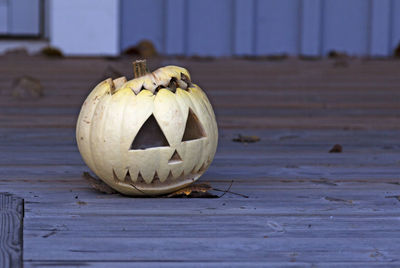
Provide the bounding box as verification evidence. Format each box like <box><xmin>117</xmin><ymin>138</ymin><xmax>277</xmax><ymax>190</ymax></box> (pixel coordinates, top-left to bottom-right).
<box><xmin>121</xmin><ymin>0</ymin><xmax>400</xmax><ymax>57</ymax></box>
<box><xmin>0</xmin><ymin>0</ymin><xmax>400</xmax><ymax>57</ymax></box>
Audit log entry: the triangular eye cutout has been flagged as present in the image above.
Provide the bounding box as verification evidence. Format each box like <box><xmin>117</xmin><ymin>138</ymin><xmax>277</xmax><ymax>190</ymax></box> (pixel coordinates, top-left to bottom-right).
<box><xmin>168</xmin><ymin>150</ymin><xmax>182</xmax><ymax>164</ymax></box>
<box><xmin>182</xmin><ymin>109</ymin><xmax>206</xmax><ymax>141</ymax></box>
<box><xmin>130</xmin><ymin>115</ymin><xmax>170</xmax><ymax>150</ymax></box>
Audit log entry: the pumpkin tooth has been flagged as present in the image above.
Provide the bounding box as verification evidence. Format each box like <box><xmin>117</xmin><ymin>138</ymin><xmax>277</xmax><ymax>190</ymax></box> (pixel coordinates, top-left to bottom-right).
<box><xmin>105</xmin><ymin>78</ymin><xmax>114</xmax><ymax>93</ymax></box>
<box><xmin>156</xmin><ymin>167</ymin><xmax>170</xmax><ymax>182</ymax></box>
<box><xmin>153</xmin><ymin>68</ymin><xmax>173</xmax><ymax>84</ymax></box>
<box><xmin>112</xmin><ymin>170</ymin><xmax>121</xmax><ymax>183</ymax></box>
<box><xmin>130</xmin><ymin>82</ymin><xmax>143</xmax><ymax>95</ymax></box>
<box><xmin>143</xmin><ymin>78</ymin><xmax>157</xmax><ymax>93</ymax></box>
<box><xmin>127</xmin><ymin>168</ymin><xmax>139</xmax><ymax>182</ymax></box>
<box><xmin>177</xmin><ymin>79</ymin><xmax>187</xmax><ymax>89</ymax></box>
<box><xmin>113</xmin><ymin>168</ymin><xmax>128</xmax><ymax>182</ymax></box>
<box><xmin>112</xmin><ymin>76</ymin><xmax>127</xmax><ymax>93</ymax></box>
<box><xmin>180</xmin><ymin>73</ymin><xmax>191</xmax><ymax>84</ymax></box>
<box><xmin>139</xmin><ymin>169</ymin><xmax>156</xmax><ymax>184</ymax></box>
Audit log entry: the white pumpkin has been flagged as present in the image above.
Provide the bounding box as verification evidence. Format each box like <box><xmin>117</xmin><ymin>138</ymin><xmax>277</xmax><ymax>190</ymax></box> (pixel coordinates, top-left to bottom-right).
<box><xmin>76</xmin><ymin>60</ymin><xmax>218</xmax><ymax>196</ymax></box>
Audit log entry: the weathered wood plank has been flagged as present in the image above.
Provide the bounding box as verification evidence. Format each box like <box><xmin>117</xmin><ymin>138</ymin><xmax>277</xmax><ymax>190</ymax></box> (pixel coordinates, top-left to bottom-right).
<box><xmin>23</xmin><ymin>215</ymin><xmax>400</xmax><ymax>239</ymax></box>
<box><xmin>23</xmin><ymin>237</ymin><xmax>400</xmax><ymax>262</ymax></box>
<box><xmin>22</xmin><ymin>261</ymin><xmax>400</xmax><ymax>268</ymax></box>
<box><xmin>1</xmin><ymin>56</ymin><xmax>400</xmax><ymax>265</ymax></box>
<box><xmin>0</xmin><ymin>193</ymin><xmax>23</xmax><ymax>268</ymax></box>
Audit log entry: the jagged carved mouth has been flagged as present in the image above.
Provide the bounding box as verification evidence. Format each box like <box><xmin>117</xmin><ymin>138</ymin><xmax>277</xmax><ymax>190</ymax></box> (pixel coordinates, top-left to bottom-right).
<box><xmin>112</xmin><ymin>162</ymin><xmax>208</xmax><ymax>188</ymax></box>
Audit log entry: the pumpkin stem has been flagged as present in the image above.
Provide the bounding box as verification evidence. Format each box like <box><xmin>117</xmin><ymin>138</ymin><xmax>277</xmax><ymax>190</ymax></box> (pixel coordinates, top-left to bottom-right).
<box><xmin>133</xmin><ymin>59</ymin><xmax>149</xmax><ymax>78</ymax></box>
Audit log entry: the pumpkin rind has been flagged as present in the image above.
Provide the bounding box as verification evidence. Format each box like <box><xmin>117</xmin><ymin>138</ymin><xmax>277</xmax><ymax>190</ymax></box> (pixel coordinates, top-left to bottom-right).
<box><xmin>76</xmin><ymin>65</ymin><xmax>218</xmax><ymax>196</ymax></box>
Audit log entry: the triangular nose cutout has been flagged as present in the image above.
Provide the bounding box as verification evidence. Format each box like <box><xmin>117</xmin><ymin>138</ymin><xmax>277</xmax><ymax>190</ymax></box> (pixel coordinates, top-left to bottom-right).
<box><xmin>182</xmin><ymin>109</ymin><xmax>206</xmax><ymax>141</ymax></box>
<box><xmin>130</xmin><ymin>115</ymin><xmax>170</xmax><ymax>150</ymax></box>
<box><xmin>168</xmin><ymin>150</ymin><xmax>182</xmax><ymax>164</ymax></box>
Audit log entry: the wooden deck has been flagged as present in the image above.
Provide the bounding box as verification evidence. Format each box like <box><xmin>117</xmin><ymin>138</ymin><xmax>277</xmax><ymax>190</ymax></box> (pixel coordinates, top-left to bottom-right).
<box><xmin>1</xmin><ymin>55</ymin><xmax>400</xmax><ymax>267</ymax></box>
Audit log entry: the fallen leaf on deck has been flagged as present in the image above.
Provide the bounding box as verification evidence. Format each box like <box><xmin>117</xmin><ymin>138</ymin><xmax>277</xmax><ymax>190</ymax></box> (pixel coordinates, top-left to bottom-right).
<box><xmin>311</xmin><ymin>178</ymin><xmax>337</xmax><ymax>186</ymax></box>
<box><xmin>82</xmin><ymin>172</ymin><xmax>117</xmax><ymax>194</ymax></box>
<box><xmin>385</xmin><ymin>195</ymin><xmax>400</xmax><ymax>202</ymax></box>
<box><xmin>165</xmin><ymin>180</ymin><xmax>249</xmax><ymax>199</ymax></box>
<box><xmin>233</xmin><ymin>134</ymin><xmax>260</xmax><ymax>143</ymax></box>
<box><xmin>123</xmin><ymin>40</ymin><xmax>158</xmax><ymax>58</ymax></box>
<box><xmin>328</xmin><ymin>50</ymin><xmax>348</xmax><ymax>59</ymax></box>
<box><xmin>11</xmin><ymin>76</ymin><xmax>43</xmax><ymax>99</ymax></box>
<box><xmin>329</xmin><ymin>144</ymin><xmax>342</xmax><ymax>153</ymax></box>
<box><xmin>41</xmin><ymin>46</ymin><xmax>64</xmax><ymax>58</ymax></box>
<box><xmin>166</xmin><ymin>183</ymin><xmax>218</xmax><ymax>198</ymax></box>
<box><xmin>324</xmin><ymin>196</ymin><xmax>353</xmax><ymax>204</ymax></box>
<box><xmin>394</xmin><ymin>42</ymin><xmax>400</xmax><ymax>58</ymax></box>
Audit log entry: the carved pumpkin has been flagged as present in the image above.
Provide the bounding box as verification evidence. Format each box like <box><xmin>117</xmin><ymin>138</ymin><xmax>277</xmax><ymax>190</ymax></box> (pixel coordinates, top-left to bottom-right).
<box><xmin>76</xmin><ymin>60</ymin><xmax>218</xmax><ymax>196</ymax></box>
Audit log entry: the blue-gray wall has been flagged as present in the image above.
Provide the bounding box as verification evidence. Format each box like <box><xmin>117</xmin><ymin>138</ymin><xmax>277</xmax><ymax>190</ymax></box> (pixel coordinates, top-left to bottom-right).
<box><xmin>121</xmin><ymin>0</ymin><xmax>400</xmax><ymax>57</ymax></box>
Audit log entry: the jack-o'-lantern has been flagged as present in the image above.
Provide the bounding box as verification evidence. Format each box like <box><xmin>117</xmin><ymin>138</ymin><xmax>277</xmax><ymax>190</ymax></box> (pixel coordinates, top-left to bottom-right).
<box><xmin>76</xmin><ymin>60</ymin><xmax>218</xmax><ymax>196</ymax></box>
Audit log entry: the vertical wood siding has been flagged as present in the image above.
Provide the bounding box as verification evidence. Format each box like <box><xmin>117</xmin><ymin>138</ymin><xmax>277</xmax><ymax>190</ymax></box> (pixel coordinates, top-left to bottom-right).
<box><xmin>121</xmin><ymin>0</ymin><xmax>400</xmax><ymax>57</ymax></box>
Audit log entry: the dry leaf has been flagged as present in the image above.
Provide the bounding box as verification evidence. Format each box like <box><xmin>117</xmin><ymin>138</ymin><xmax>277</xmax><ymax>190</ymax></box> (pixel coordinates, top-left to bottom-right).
<box><xmin>329</xmin><ymin>144</ymin><xmax>342</xmax><ymax>153</ymax></box>
<box><xmin>82</xmin><ymin>172</ymin><xmax>117</xmax><ymax>194</ymax></box>
<box><xmin>311</xmin><ymin>178</ymin><xmax>337</xmax><ymax>186</ymax></box>
<box><xmin>385</xmin><ymin>195</ymin><xmax>400</xmax><ymax>202</ymax></box>
<box><xmin>233</xmin><ymin>134</ymin><xmax>260</xmax><ymax>143</ymax></box>
<box><xmin>41</xmin><ymin>46</ymin><xmax>63</xmax><ymax>58</ymax></box>
<box><xmin>324</xmin><ymin>196</ymin><xmax>353</xmax><ymax>204</ymax></box>
<box><xmin>11</xmin><ymin>76</ymin><xmax>44</xmax><ymax>99</ymax></box>
<box><xmin>328</xmin><ymin>50</ymin><xmax>348</xmax><ymax>59</ymax></box>
<box><xmin>394</xmin><ymin>42</ymin><xmax>400</xmax><ymax>58</ymax></box>
<box><xmin>166</xmin><ymin>183</ymin><xmax>218</xmax><ymax>198</ymax></box>
<box><xmin>123</xmin><ymin>40</ymin><xmax>158</xmax><ymax>58</ymax></box>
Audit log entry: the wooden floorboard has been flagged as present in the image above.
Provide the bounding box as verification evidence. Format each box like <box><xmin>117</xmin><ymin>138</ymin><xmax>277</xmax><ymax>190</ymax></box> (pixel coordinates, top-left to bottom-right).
<box><xmin>0</xmin><ymin>193</ymin><xmax>23</xmax><ymax>268</ymax></box>
<box><xmin>1</xmin><ymin>55</ymin><xmax>400</xmax><ymax>266</ymax></box>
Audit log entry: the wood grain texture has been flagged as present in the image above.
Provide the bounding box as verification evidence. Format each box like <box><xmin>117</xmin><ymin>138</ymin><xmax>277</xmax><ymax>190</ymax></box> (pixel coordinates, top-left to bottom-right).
<box><xmin>0</xmin><ymin>193</ymin><xmax>23</xmax><ymax>268</ymax></box>
<box><xmin>0</xmin><ymin>55</ymin><xmax>400</xmax><ymax>266</ymax></box>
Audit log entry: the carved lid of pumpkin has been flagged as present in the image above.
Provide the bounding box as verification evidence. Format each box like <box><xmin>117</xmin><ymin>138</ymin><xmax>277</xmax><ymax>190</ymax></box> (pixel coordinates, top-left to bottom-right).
<box><xmin>108</xmin><ymin>59</ymin><xmax>193</xmax><ymax>95</ymax></box>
